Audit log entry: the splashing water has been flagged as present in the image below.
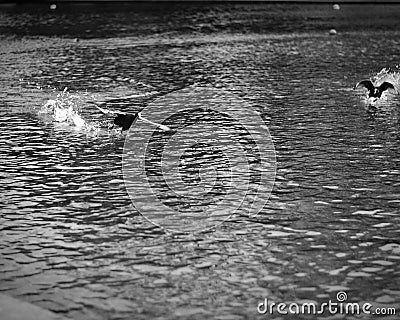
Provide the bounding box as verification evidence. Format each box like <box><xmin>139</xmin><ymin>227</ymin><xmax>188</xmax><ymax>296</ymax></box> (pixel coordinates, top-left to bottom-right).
<box><xmin>38</xmin><ymin>88</ymin><xmax>115</xmax><ymax>134</ymax></box>
<box><xmin>356</xmin><ymin>67</ymin><xmax>400</xmax><ymax>110</ymax></box>
<box><xmin>372</xmin><ymin>67</ymin><xmax>400</xmax><ymax>95</ymax></box>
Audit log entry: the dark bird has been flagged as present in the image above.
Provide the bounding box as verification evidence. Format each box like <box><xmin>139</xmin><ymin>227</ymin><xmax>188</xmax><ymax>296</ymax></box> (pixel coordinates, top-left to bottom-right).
<box><xmin>113</xmin><ymin>113</ymin><xmax>139</xmax><ymax>131</ymax></box>
<box><xmin>91</xmin><ymin>103</ymin><xmax>138</xmax><ymax>131</ymax></box>
<box><xmin>91</xmin><ymin>103</ymin><xmax>170</xmax><ymax>132</ymax></box>
<box><xmin>354</xmin><ymin>80</ymin><xmax>395</xmax><ymax>99</ymax></box>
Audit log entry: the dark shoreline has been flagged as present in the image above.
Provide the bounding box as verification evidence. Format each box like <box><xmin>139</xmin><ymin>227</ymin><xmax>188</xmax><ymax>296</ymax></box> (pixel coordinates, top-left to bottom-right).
<box><xmin>2</xmin><ymin>1</ymin><xmax>400</xmax><ymax>38</ymax></box>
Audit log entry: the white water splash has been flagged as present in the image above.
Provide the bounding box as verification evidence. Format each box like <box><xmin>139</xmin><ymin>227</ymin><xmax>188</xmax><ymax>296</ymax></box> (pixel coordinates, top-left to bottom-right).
<box><xmin>357</xmin><ymin>67</ymin><xmax>400</xmax><ymax>108</ymax></box>
<box><xmin>39</xmin><ymin>88</ymin><xmax>112</xmax><ymax>134</ymax></box>
<box><xmin>372</xmin><ymin>67</ymin><xmax>400</xmax><ymax>95</ymax></box>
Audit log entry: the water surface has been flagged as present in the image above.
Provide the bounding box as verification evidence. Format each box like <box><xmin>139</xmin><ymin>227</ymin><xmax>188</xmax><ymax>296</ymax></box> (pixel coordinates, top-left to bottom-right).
<box><xmin>1</xmin><ymin>3</ymin><xmax>400</xmax><ymax>320</ymax></box>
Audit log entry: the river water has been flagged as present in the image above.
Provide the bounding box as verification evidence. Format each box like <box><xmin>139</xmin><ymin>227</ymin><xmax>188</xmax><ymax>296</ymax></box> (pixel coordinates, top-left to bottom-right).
<box><xmin>0</xmin><ymin>3</ymin><xmax>399</xmax><ymax>320</ymax></box>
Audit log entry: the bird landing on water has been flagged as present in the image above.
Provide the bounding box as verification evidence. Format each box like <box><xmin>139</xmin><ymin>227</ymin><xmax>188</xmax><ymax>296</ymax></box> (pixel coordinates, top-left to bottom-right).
<box><xmin>354</xmin><ymin>79</ymin><xmax>397</xmax><ymax>116</ymax></box>
<box><xmin>353</xmin><ymin>80</ymin><xmax>396</xmax><ymax>117</ymax></box>
<box><xmin>354</xmin><ymin>79</ymin><xmax>395</xmax><ymax>100</ymax></box>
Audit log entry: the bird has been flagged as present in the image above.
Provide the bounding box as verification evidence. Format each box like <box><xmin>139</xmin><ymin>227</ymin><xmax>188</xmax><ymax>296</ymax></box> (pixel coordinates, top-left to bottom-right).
<box><xmin>113</xmin><ymin>113</ymin><xmax>139</xmax><ymax>131</ymax></box>
<box><xmin>354</xmin><ymin>80</ymin><xmax>395</xmax><ymax>99</ymax></box>
<box><xmin>91</xmin><ymin>103</ymin><xmax>170</xmax><ymax>132</ymax></box>
<box><xmin>91</xmin><ymin>104</ymin><xmax>138</xmax><ymax>131</ymax></box>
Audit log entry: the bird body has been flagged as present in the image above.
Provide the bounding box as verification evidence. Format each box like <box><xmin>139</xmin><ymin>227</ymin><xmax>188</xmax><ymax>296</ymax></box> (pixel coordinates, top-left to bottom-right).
<box><xmin>91</xmin><ymin>103</ymin><xmax>170</xmax><ymax>132</ymax></box>
<box><xmin>91</xmin><ymin>103</ymin><xmax>138</xmax><ymax>131</ymax></box>
<box><xmin>354</xmin><ymin>80</ymin><xmax>395</xmax><ymax>99</ymax></box>
<box><xmin>114</xmin><ymin>113</ymin><xmax>139</xmax><ymax>131</ymax></box>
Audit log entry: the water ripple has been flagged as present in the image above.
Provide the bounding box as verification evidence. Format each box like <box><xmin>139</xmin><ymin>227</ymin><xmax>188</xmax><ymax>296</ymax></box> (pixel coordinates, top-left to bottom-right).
<box><xmin>1</xmin><ymin>4</ymin><xmax>400</xmax><ymax>320</ymax></box>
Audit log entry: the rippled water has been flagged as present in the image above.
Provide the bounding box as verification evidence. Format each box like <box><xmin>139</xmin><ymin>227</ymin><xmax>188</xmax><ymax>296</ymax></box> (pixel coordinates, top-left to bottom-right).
<box><xmin>1</xmin><ymin>3</ymin><xmax>400</xmax><ymax>320</ymax></box>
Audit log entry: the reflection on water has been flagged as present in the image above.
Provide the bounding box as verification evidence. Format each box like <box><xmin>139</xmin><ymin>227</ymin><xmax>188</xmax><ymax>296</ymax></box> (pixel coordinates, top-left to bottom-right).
<box><xmin>1</xmin><ymin>3</ymin><xmax>400</xmax><ymax>320</ymax></box>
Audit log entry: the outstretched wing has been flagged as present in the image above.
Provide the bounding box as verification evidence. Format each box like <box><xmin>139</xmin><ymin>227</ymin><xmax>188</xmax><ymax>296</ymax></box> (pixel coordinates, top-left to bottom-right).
<box><xmin>354</xmin><ymin>80</ymin><xmax>375</xmax><ymax>93</ymax></box>
<box><xmin>378</xmin><ymin>81</ymin><xmax>395</xmax><ymax>93</ymax></box>
<box><xmin>88</xmin><ymin>102</ymin><xmax>127</xmax><ymax>115</ymax></box>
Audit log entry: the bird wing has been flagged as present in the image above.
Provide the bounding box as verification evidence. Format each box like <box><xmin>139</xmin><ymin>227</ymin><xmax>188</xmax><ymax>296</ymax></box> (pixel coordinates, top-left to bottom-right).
<box><xmin>88</xmin><ymin>102</ymin><xmax>127</xmax><ymax>115</ymax></box>
<box><xmin>354</xmin><ymin>80</ymin><xmax>375</xmax><ymax>92</ymax></box>
<box><xmin>378</xmin><ymin>81</ymin><xmax>395</xmax><ymax>93</ymax></box>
